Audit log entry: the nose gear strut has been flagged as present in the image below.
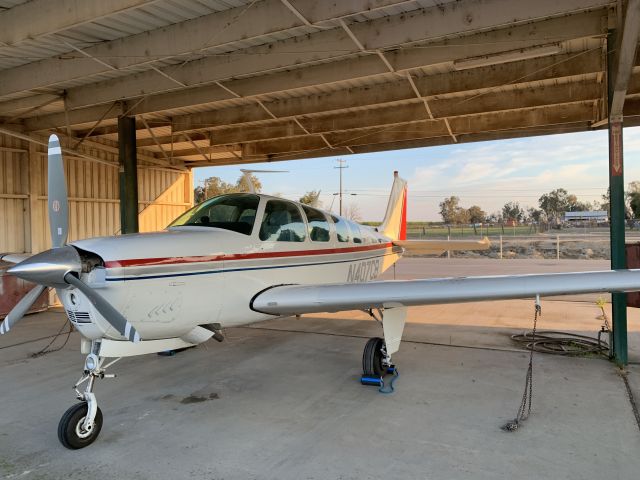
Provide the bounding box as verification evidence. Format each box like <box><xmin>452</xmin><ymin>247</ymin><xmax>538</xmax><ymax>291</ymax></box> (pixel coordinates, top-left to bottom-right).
<box><xmin>58</xmin><ymin>342</ymin><xmax>120</xmax><ymax>449</ymax></box>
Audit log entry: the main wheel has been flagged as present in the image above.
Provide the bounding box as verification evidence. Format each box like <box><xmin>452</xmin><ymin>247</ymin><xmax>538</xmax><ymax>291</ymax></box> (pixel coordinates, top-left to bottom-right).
<box><xmin>362</xmin><ymin>337</ymin><xmax>386</xmax><ymax>377</ymax></box>
<box><xmin>58</xmin><ymin>402</ymin><xmax>103</xmax><ymax>449</ymax></box>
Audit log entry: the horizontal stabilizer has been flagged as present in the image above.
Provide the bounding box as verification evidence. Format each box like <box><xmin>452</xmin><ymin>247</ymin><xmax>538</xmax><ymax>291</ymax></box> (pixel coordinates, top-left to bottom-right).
<box><xmin>393</xmin><ymin>237</ymin><xmax>490</xmax><ymax>255</ymax></box>
<box><xmin>251</xmin><ymin>269</ymin><xmax>640</xmax><ymax>316</ymax></box>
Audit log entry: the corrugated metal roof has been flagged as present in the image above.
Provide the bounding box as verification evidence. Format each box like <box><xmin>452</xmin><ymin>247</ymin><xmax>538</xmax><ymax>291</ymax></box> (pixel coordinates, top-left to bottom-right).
<box><xmin>0</xmin><ymin>0</ymin><xmax>253</xmax><ymax>71</ymax></box>
<box><xmin>0</xmin><ymin>0</ymin><xmax>614</xmax><ymax>168</ymax></box>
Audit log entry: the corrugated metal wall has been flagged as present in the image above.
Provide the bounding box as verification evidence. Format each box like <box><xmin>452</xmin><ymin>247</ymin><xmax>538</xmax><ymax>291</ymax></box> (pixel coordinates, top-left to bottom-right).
<box><xmin>0</xmin><ymin>134</ymin><xmax>28</xmax><ymax>253</ymax></box>
<box><xmin>0</xmin><ymin>133</ymin><xmax>193</xmax><ymax>254</ymax></box>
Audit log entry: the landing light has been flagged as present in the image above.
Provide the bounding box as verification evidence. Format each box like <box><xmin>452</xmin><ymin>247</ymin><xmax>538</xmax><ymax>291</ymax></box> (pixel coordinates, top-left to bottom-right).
<box><xmin>84</xmin><ymin>353</ymin><xmax>99</xmax><ymax>372</ymax></box>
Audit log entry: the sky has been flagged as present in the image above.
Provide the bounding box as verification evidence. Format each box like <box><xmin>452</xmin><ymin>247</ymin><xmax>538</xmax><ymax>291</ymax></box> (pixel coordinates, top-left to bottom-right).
<box><xmin>193</xmin><ymin>126</ymin><xmax>640</xmax><ymax>222</ymax></box>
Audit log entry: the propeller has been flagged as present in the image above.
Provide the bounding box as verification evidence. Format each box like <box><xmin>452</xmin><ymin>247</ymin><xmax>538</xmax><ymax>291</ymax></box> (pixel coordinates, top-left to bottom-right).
<box><xmin>239</xmin><ymin>168</ymin><xmax>288</xmax><ymax>193</ymax></box>
<box><xmin>64</xmin><ymin>273</ymin><xmax>140</xmax><ymax>342</ymax></box>
<box><xmin>1</xmin><ymin>134</ymin><xmax>140</xmax><ymax>342</ymax></box>
<box><xmin>47</xmin><ymin>134</ymin><xmax>68</xmax><ymax>248</ymax></box>
<box><xmin>0</xmin><ymin>285</ymin><xmax>46</xmax><ymax>335</ymax></box>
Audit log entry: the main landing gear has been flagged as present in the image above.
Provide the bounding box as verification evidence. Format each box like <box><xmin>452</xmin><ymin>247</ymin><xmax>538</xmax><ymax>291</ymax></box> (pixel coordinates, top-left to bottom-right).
<box><xmin>361</xmin><ymin>337</ymin><xmax>396</xmax><ymax>387</ymax></box>
<box><xmin>359</xmin><ymin>307</ymin><xmax>406</xmax><ymax>391</ymax></box>
<box><xmin>58</xmin><ymin>350</ymin><xmax>120</xmax><ymax>449</ymax></box>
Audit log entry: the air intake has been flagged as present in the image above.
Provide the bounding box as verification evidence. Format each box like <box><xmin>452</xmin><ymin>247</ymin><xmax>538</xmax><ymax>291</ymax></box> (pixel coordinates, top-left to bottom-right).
<box><xmin>66</xmin><ymin>310</ymin><xmax>92</xmax><ymax>324</ymax></box>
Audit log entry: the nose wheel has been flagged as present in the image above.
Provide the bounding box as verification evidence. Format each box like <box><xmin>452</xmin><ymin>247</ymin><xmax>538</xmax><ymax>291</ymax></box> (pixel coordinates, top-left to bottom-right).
<box><xmin>58</xmin><ymin>402</ymin><xmax>103</xmax><ymax>449</ymax></box>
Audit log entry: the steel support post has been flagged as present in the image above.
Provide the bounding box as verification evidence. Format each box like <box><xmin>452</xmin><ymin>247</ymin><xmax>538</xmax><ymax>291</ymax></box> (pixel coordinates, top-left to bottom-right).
<box><xmin>118</xmin><ymin>115</ymin><xmax>139</xmax><ymax>234</ymax></box>
<box><xmin>607</xmin><ymin>29</ymin><xmax>628</xmax><ymax>366</ymax></box>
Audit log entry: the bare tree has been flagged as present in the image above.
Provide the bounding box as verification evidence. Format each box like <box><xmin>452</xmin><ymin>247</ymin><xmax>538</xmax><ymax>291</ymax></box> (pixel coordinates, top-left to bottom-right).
<box><xmin>343</xmin><ymin>203</ymin><xmax>362</xmax><ymax>222</ymax></box>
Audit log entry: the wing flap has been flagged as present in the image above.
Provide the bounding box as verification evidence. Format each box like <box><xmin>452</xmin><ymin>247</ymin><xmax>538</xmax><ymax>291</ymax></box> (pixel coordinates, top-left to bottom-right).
<box><xmin>251</xmin><ymin>269</ymin><xmax>640</xmax><ymax>316</ymax></box>
<box><xmin>393</xmin><ymin>237</ymin><xmax>490</xmax><ymax>255</ymax></box>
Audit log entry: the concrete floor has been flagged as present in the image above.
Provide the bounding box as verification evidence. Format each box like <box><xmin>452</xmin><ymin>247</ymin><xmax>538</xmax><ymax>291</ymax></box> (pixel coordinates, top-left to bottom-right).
<box><xmin>1</xmin><ymin>258</ymin><xmax>639</xmax><ymax>479</ymax></box>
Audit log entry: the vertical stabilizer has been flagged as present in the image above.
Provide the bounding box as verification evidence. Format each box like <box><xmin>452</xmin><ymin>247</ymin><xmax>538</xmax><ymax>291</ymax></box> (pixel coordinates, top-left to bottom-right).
<box><xmin>378</xmin><ymin>171</ymin><xmax>407</xmax><ymax>241</ymax></box>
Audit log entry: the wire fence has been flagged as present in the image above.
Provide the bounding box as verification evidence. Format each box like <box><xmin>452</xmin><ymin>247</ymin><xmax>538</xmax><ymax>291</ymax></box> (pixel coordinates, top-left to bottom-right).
<box><xmin>404</xmin><ymin>225</ymin><xmax>640</xmax><ymax>260</ymax></box>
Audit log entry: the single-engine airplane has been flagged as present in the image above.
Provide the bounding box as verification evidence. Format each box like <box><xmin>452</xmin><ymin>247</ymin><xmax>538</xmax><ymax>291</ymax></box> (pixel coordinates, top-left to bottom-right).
<box><xmin>2</xmin><ymin>134</ymin><xmax>640</xmax><ymax>449</ymax></box>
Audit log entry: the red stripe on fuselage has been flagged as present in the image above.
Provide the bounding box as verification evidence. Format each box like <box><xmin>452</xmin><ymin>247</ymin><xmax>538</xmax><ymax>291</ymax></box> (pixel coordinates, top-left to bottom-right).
<box><xmin>104</xmin><ymin>243</ymin><xmax>394</xmax><ymax>268</ymax></box>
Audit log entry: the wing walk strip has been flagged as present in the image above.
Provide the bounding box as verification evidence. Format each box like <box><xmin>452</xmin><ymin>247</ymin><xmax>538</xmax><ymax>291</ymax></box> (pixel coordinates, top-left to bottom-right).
<box><xmin>104</xmin><ymin>244</ymin><xmax>399</xmax><ymax>281</ymax></box>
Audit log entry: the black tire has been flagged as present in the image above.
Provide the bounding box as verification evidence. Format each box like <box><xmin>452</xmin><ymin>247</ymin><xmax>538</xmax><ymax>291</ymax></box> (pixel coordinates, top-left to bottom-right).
<box><xmin>57</xmin><ymin>402</ymin><xmax>103</xmax><ymax>449</ymax></box>
<box><xmin>362</xmin><ymin>337</ymin><xmax>386</xmax><ymax>377</ymax></box>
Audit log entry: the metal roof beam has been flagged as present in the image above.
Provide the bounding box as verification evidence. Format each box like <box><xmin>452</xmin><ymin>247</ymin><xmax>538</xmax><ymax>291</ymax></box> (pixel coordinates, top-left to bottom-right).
<box><xmin>0</xmin><ymin>0</ymin><xmax>157</xmax><ymax>46</ymax></box>
<box><xmin>75</xmin><ymin>49</ymin><xmax>604</xmax><ymax>139</ymax></box>
<box><xmin>609</xmin><ymin>0</ymin><xmax>640</xmax><ymax>121</ymax></box>
<box><xmin>205</xmin><ymin>122</ymin><xmax>592</xmax><ymax>166</ymax></box>
<box><xmin>238</xmin><ymin>102</ymin><xmax>594</xmax><ymax>159</ymax></box>
<box><xmin>180</xmin><ymin>81</ymin><xmax>601</xmax><ymax>146</ymax></box>
<box><xmin>171</xmin><ymin>51</ymin><xmax>604</xmax><ymax>133</ymax></box>
<box><xmin>0</xmin><ymin>0</ymin><xmax>411</xmax><ymax>98</ymax></box>
<box><xmin>48</xmin><ymin>5</ymin><xmax>606</xmax><ymax>111</ymax></box>
<box><xmin>24</xmin><ymin>12</ymin><xmax>605</xmax><ymax>132</ymax></box>
<box><xmin>0</xmin><ymin>94</ymin><xmax>61</xmax><ymax>116</ymax></box>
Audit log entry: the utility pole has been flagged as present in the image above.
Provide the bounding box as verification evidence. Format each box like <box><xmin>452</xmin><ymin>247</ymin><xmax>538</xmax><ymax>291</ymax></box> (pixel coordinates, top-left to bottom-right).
<box><xmin>335</xmin><ymin>159</ymin><xmax>348</xmax><ymax>215</ymax></box>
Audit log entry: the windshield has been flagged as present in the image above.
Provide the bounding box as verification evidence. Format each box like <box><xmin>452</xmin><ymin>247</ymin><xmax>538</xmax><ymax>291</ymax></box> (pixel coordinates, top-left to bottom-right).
<box><xmin>169</xmin><ymin>194</ymin><xmax>260</xmax><ymax>235</ymax></box>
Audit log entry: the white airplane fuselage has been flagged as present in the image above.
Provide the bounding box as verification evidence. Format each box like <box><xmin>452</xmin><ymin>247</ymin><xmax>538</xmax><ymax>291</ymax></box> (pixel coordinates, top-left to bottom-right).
<box><xmin>62</xmin><ymin>194</ymin><xmax>403</xmax><ymax>343</ymax></box>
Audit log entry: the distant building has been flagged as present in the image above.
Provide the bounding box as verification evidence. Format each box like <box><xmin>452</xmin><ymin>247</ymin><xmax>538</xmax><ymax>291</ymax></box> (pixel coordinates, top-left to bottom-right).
<box><xmin>564</xmin><ymin>211</ymin><xmax>608</xmax><ymax>222</ymax></box>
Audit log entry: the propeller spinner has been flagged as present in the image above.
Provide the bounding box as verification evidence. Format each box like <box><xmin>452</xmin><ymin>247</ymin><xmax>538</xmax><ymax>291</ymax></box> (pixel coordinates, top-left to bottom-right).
<box><xmin>1</xmin><ymin>135</ymin><xmax>140</xmax><ymax>342</ymax></box>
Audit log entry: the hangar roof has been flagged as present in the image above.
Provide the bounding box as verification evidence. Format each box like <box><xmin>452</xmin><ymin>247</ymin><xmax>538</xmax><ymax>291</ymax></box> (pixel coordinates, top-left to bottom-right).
<box><xmin>0</xmin><ymin>0</ymin><xmax>638</xmax><ymax>170</ymax></box>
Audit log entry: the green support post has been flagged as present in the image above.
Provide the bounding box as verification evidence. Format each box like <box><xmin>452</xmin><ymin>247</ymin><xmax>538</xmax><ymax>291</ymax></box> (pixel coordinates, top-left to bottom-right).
<box><xmin>118</xmin><ymin>115</ymin><xmax>139</xmax><ymax>234</ymax></box>
<box><xmin>607</xmin><ymin>30</ymin><xmax>628</xmax><ymax>366</ymax></box>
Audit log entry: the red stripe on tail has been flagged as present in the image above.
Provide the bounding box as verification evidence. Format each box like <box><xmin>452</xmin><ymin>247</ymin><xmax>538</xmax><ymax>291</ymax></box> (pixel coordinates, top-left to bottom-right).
<box><xmin>399</xmin><ymin>186</ymin><xmax>407</xmax><ymax>240</ymax></box>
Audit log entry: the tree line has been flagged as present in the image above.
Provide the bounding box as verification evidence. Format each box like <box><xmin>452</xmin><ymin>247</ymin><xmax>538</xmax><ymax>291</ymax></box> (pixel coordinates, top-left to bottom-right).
<box><xmin>438</xmin><ymin>183</ymin><xmax>640</xmax><ymax>224</ymax></box>
<box><xmin>194</xmin><ymin>176</ymin><xmax>640</xmax><ymax>224</ymax></box>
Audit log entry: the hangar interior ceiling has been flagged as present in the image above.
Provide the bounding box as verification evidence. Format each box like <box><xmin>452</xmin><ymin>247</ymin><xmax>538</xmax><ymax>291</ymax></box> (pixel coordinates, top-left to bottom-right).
<box><xmin>0</xmin><ymin>0</ymin><xmax>639</xmax><ymax>171</ymax></box>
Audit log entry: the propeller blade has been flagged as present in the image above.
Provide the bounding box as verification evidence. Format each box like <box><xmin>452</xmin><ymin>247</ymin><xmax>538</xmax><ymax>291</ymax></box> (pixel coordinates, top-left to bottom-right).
<box><xmin>0</xmin><ymin>284</ymin><xmax>47</xmax><ymax>335</ymax></box>
<box><xmin>47</xmin><ymin>134</ymin><xmax>68</xmax><ymax>248</ymax></box>
<box><xmin>64</xmin><ymin>273</ymin><xmax>140</xmax><ymax>343</ymax></box>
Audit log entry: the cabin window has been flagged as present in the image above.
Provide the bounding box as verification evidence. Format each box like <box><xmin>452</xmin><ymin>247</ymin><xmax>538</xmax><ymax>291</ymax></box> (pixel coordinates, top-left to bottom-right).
<box><xmin>348</xmin><ymin>222</ymin><xmax>363</xmax><ymax>244</ymax></box>
<box><xmin>168</xmin><ymin>194</ymin><xmax>259</xmax><ymax>235</ymax></box>
<box><xmin>360</xmin><ymin>226</ymin><xmax>376</xmax><ymax>244</ymax></box>
<box><xmin>331</xmin><ymin>215</ymin><xmax>350</xmax><ymax>242</ymax></box>
<box><xmin>259</xmin><ymin>200</ymin><xmax>306</xmax><ymax>242</ymax></box>
<box><xmin>302</xmin><ymin>206</ymin><xmax>330</xmax><ymax>242</ymax></box>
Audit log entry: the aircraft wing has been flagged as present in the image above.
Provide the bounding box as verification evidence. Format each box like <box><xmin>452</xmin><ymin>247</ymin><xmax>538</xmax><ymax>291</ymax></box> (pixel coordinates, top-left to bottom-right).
<box><xmin>250</xmin><ymin>270</ymin><xmax>640</xmax><ymax>316</ymax></box>
<box><xmin>0</xmin><ymin>253</ymin><xmax>31</xmax><ymax>264</ymax></box>
<box><xmin>392</xmin><ymin>237</ymin><xmax>490</xmax><ymax>255</ymax></box>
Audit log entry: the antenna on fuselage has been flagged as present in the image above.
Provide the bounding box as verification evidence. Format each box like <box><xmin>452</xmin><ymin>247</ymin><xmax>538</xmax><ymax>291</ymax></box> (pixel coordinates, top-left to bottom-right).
<box><xmin>239</xmin><ymin>169</ymin><xmax>288</xmax><ymax>193</ymax></box>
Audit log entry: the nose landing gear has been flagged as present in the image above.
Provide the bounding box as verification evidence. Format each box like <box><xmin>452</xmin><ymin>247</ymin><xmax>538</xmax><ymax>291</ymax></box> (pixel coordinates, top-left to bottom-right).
<box><xmin>58</xmin><ymin>350</ymin><xmax>119</xmax><ymax>449</ymax></box>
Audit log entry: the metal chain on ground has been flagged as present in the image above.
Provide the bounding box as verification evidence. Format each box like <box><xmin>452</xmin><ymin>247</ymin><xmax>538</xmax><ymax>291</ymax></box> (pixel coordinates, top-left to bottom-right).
<box><xmin>510</xmin><ymin>330</ymin><xmax>610</xmax><ymax>356</ymax></box>
<box><xmin>501</xmin><ymin>297</ymin><xmax>540</xmax><ymax>432</ymax></box>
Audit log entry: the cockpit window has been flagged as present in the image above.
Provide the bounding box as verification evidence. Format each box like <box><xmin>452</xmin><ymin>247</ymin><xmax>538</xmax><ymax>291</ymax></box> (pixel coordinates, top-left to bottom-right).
<box><xmin>302</xmin><ymin>206</ymin><xmax>330</xmax><ymax>242</ymax></box>
<box><xmin>331</xmin><ymin>215</ymin><xmax>350</xmax><ymax>243</ymax></box>
<box><xmin>259</xmin><ymin>200</ymin><xmax>306</xmax><ymax>242</ymax></box>
<box><xmin>168</xmin><ymin>194</ymin><xmax>259</xmax><ymax>235</ymax></box>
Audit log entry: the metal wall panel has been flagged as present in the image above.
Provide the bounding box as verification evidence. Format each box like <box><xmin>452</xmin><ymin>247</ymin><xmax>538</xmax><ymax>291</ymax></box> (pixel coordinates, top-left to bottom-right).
<box><xmin>0</xmin><ymin>135</ymin><xmax>192</xmax><ymax>254</ymax></box>
<box><xmin>0</xmin><ymin>133</ymin><xmax>28</xmax><ymax>253</ymax></box>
